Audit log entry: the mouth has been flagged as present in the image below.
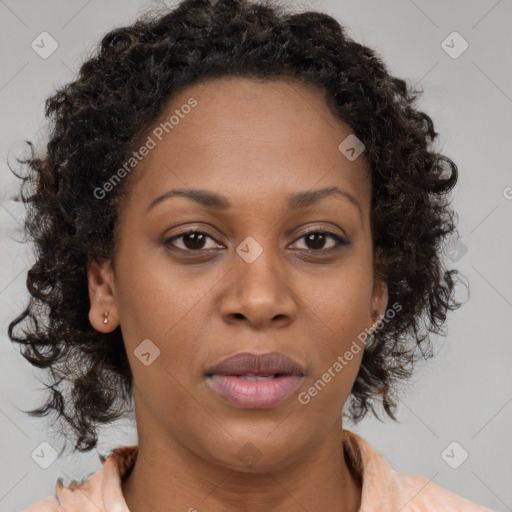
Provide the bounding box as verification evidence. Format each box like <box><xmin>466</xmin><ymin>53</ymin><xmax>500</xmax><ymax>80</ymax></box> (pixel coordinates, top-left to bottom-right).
<box><xmin>226</xmin><ymin>374</ymin><xmax>291</xmax><ymax>380</ymax></box>
<box><xmin>205</xmin><ymin>351</ymin><xmax>305</xmax><ymax>378</ymax></box>
<box><xmin>204</xmin><ymin>352</ymin><xmax>305</xmax><ymax>409</ymax></box>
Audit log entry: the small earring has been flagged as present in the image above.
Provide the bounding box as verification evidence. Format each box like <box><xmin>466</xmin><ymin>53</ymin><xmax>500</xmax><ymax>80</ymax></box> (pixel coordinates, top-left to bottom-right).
<box><xmin>103</xmin><ymin>311</ymin><xmax>109</xmax><ymax>324</ymax></box>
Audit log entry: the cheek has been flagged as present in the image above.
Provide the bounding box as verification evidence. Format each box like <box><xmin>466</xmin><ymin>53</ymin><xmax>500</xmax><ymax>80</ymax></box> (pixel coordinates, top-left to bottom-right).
<box><xmin>300</xmin><ymin>261</ymin><xmax>374</xmax><ymax>343</ymax></box>
<box><xmin>299</xmin><ymin>356</ymin><xmax>362</xmax><ymax>416</ymax></box>
<box><xmin>114</xmin><ymin>243</ymin><xmax>217</xmax><ymax>346</ymax></box>
<box><xmin>114</xmin><ymin>253</ymin><xmax>223</xmax><ymax>411</ymax></box>
<box><xmin>293</xmin><ymin>257</ymin><xmax>373</xmax><ymax>400</ymax></box>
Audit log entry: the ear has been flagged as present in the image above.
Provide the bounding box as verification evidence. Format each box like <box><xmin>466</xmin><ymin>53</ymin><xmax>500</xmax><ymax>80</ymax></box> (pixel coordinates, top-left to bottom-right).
<box><xmin>87</xmin><ymin>258</ymin><xmax>119</xmax><ymax>333</ymax></box>
<box><xmin>370</xmin><ymin>276</ymin><xmax>388</xmax><ymax>330</ymax></box>
<box><xmin>369</xmin><ymin>248</ymin><xmax>388</xmax><ymax>331</ymax></box>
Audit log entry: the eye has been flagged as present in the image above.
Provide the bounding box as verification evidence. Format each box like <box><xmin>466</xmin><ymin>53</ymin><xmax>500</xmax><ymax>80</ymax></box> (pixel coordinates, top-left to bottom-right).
<box><xmin>163</xmin><ymin>228</ymin><xmax>350</xmax><ymax>254</ymax></box>
<box><xmin>291</xmin><ymin>230</ymin><xmax>350</xmax><ymax>252</ymax></box>
<box><xmin>164</xmin><ymin>229</ymin><xmax>222</xmax><ymax>252</ymax></box>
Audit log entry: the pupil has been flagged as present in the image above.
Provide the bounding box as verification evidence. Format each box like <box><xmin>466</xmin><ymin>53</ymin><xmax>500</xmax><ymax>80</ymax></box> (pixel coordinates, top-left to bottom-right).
<box><xmin>184</xmin><ymin>233</ymin><xmax>206</xmax><ymax>250</ymax></box>
<box><xmin>306</xmin><ymin>233</ymin><xmax>325</xmax><ymax>250</ymax></box>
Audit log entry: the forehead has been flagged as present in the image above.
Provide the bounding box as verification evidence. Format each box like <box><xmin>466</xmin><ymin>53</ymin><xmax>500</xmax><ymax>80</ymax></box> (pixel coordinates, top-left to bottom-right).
<box><xmin>124</xmin><ymin>76</ymin><xmax>371</xmax><ymax>213</ymax></box>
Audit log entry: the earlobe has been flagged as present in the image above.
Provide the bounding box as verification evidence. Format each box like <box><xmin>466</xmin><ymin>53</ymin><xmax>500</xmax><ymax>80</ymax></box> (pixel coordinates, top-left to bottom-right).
<box><xmin>87</xmin><ymin>258</ymin><xmax>119</xmax><ymax>332</ymax></box>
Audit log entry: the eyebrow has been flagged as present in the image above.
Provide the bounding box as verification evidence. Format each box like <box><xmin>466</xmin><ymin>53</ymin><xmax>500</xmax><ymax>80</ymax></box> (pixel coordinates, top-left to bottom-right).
<box><xmin>146</xmin><ymin>186</ymin><xmax>361</xmax><ymax>217</ymax></box>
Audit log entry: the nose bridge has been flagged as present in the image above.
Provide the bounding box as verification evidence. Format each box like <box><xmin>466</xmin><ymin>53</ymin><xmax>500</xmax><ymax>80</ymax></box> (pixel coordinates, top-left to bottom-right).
<box><xmin>220</xmin><ymin>235</ymin><xmax>296</xmax><ymax>326</ymax></box>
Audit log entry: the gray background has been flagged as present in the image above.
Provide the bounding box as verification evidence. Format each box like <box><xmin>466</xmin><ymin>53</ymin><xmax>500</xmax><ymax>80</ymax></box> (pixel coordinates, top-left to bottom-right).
<box><xmin>1</xmin><ymin>0</ymin><xmax>511</xmax><ymax>510</ymax></box>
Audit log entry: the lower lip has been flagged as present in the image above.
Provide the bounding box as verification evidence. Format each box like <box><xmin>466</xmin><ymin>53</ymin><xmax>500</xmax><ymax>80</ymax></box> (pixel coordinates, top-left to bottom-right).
<box><xmin>206</xmin><ymin>375</ymin><xmax>303</xmax><ymax>409</ymax></box>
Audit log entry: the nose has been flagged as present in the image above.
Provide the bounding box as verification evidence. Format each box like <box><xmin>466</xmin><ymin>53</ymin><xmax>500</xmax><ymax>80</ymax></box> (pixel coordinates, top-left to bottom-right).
<box><xmin>218</xmin><ymin>247</ymin><xmax>298</xmax><ymax>330</ymax></box>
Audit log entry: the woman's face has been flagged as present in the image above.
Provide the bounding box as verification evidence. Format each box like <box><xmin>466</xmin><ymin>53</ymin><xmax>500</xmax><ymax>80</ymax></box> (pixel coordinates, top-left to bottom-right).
<box><xmin>88</xmin><ymin>76</ymin><xmax>387</xmax><ymax>471</ymax></box>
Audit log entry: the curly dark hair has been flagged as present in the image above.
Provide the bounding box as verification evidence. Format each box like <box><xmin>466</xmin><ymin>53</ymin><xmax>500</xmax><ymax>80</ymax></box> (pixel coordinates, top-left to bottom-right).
<box><xmin>8</xmin><ymin>0</ymin><xmax>463</xmax><ymax>453</ymax></box>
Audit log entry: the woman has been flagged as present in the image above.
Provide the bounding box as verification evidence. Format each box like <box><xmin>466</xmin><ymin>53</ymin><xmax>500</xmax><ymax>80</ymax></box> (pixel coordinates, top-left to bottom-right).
<box><xmin>9</xmin><ymin>0</ymin><xmax>492</xmax><ymax>510</ymax></box>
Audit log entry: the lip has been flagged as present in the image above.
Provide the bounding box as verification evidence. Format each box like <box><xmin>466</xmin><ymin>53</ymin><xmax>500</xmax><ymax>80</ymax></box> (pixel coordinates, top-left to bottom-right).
<box><xmin>205</xmin><ymin>351</ymin><xmax>305</xmax><ymax>377</ymax></box>
<box><xmin>204</xmin><ymin>351</ymin><xmax>305</xmax><ymax>409</ymax></box>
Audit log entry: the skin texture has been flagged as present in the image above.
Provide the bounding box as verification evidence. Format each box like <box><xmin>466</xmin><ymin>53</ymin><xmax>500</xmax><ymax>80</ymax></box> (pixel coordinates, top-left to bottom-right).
<box><xmin>87</xmin><ymin>76</ymin><xmax>388</xmax><ymax>512</ymax></box>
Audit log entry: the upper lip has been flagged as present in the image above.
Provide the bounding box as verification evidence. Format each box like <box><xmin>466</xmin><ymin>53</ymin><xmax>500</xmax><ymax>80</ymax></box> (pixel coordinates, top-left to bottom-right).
<box><xmin>205</xmin><ymin>351</ymin><xmax>305</xmax><ymax>377</ymax></box>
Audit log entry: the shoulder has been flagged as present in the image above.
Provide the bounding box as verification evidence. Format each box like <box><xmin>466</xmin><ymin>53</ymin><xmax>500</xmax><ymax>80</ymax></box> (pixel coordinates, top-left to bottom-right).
<box><xmin>24</xmin><ymin>495</ymin><xmax>63</xmax><ymax>512</ymax></box>
<box><xmin>22</xmin><ymin>471</ymin><xmax>104</xmax><ymax>512</ymax></box>
<box><xmin>341</xmin><ymin>430</ymin><xmax>494</xmax><ymax>512</ymax></box>
<box><xmin>22</xmin><ymin>446</ymin><xmax>137</xmax><ymax>512</ymax></box>
<box><xmin>390</xmin><ymin>470</ymin><xmax>494</xmax><ymax>511</ymax></box>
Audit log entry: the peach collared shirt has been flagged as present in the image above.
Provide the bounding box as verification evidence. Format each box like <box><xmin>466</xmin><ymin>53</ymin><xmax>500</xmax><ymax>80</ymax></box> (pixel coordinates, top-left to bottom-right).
<box><xmin>24</xmin><ymin>429</ymin><xmax>494</xmax><ymax>511</ymax></box>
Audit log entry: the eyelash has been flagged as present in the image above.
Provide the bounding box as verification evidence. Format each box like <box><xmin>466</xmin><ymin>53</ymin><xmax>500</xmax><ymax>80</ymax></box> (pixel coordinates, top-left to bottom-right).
<box><xmin>163</xmin><ymin>228</ymin><xmax>350</xmax><ymax>255</ymax></box>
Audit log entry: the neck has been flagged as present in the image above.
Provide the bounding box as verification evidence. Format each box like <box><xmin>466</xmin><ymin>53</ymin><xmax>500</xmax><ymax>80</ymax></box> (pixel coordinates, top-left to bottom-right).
<box><xmin>121</xmin><ymin>420</ymin><xmax>361</xmax><ymax>512</ymax></box>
